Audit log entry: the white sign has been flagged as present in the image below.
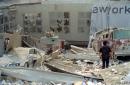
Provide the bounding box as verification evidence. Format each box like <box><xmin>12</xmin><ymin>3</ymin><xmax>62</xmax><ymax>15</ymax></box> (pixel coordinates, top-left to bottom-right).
<box><xmin>91</xmin><ymin>1</ymin><xmax>130</xmax><ymax>34</ymax></box>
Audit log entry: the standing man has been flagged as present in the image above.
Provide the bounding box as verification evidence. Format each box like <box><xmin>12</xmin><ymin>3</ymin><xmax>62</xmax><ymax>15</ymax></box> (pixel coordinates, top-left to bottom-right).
<box><xmin>99</xmin><ymin>40</ymin><xmax>112</xmax><ymax>69</ymax></box>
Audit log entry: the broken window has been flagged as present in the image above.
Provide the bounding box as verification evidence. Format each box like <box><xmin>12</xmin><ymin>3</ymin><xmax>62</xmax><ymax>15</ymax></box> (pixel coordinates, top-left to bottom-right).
<box><xmin>64</xmin><ymin>26</ymin><xmax>70</xmax><ymax>34</ymax></box>
<box><xmin>49</xmin><ymin>12</ymin><xmax>63</xmax><ymax>33</ymax></box>
<box><xmin>49</xmin><ymin>12</ymin><xmax>57</xmax><ymax>19</ymax></box>
<box><xmin>64</xmin><ymin>12</ymin><xmax>69</xmax><ymax>18</ymax></box>
<box><xmin>78</xmin><ymin>12</ymin><xmax>88</xmax><ymax>19</ymax></box>
<box><xmin>87</xmin><ymin>20</ymin><xmax>90</xmax><ymax>26</ymax></box>
<box><xmin>4</xmin><ymin>24</ymin><xmax>9</xmax><ymax>32</ymax></box>
<box><xmin>36</xmin><ymin>19</ymin><xmax>42</xmax><ymax>25</ymax></box>
<box><xmin>37</xmin><ymin>27</ymin><xmax>42</xmax><ymax>33</ymax></box>
<box><xmin>10</xmin><ymin>23</ymin><xmax>13</xmax><ymax>29</ymax></box>
<box><xmin>24</xmin><ymin>27</ymin><xmax>29</xmax><ymax>33</ymax></box>
<box><xmin>78</xmin><ymin>19</ymin><xmax>85</xmax><ymax>26</ymax></box>
<box><xmin>57</xmin><ymin>12</ymin><xmax>64</xmax><ymax>18</ymax></box>
<box><xmin>64</xmin><ymin>12</ymin><xmax>70</xmax><ymax>33</ymax></box>
<box><xmin>57</xmin><ymin>24</ymin><xmax>63</xmax><ymax>32</ymax></box>
<box><xmin>24</xmin><ymin>15</ymin><xmax>28</xmax><ymax>19</ymax></box>
<box><xmin>4</xmin><ymin>16</ymin><xmax>8</xmax><ymax>23</ymax></box>
<box><xmin>78</xmin><ymin>12</ymin><xmax>90</xmax><ymax>33</ymax></box>
<box><xmin>57</xmin><ymin>19</ymin><xmax>62</xmax><ymax>24</ymax></box>
<box><xmin>50</xmin><ymin>27</ymin><xmax>55</xmax><ymax>32</ymax></box>
<box><xmin>0</xmin><ymin>26</ymin><xmax>4</xmax><ymax>33</ymax></box>
<box><xmin>64</xmin><ymin>19</ymin><xmax>69</xmax><ymax>25</ymax></box>
<box><xmin>24</xmin><ymin>20</ymin><xmax>29</xmax><ymax>25</ymax></box>
<box><xmin>36</xmin><ymin>13</ymin><xmax>42</xmax><ymax>25</ymax></box>
<box><xmin>78</xmin><ymin>26</ymin><xmax>85</xmax><ymax>33</ymax></box>
<box><xmin>49</xmin><ymin>12</ymin><xmax>70</xmax><ymax>33</ymax></box>
<box><xmin>37</xmin><ymin>13</ymin><xmax>41</xmax><ymax>17</ymax></box>
<box><xmin>23</xmin><ymin>13</ymin><xmax>42</xmax><ymax>33</ymax></box>
<box><xmin>0</xmin><ymin>15</ymin><xmax>4</xmax><ymax>24</ymax></box>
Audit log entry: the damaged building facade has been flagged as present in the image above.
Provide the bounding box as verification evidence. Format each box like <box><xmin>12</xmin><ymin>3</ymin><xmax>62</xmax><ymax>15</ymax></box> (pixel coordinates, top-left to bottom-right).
<box><xmin>0</xmin><ymin>0</ymin><xmax>93</xmax><ymax>46</ymax></box>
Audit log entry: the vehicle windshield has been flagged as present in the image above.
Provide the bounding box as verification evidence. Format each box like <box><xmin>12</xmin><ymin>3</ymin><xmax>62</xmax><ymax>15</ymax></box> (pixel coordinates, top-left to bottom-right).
<box><xmin>113</xmin><ymin>30</ymin><xmax>130</xmax><ymax>40</ymax></box>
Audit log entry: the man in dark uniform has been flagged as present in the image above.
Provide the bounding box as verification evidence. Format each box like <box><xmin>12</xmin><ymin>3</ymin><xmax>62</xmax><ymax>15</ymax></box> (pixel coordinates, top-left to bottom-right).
<box><xmin>99</xmin><ymin>41</ymin><xmax>112</xmax><ymax>69</ymax></box>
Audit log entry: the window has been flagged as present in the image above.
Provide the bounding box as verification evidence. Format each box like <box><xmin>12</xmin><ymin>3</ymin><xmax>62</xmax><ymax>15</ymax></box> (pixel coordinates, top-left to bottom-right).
<box><xmin>57</xmin><ymin>25</ymin><xmax>63</xmax><ymax>32</ymax></box>
<box><xmin>49</xmin><ymin>12</ymin><xmax>70</xmax><ymax>33</ymax></box>
<box><xmin>57</xmin><ymin>19</ymin><xmax>63</xmax><ymax>24</ymax></box>
<box><xmin>36</xmin><ymin>19</ymin><xmax>42</xmax><ymax>25</ymax></box>
<box><xmin>86</xmin><ymin>20</ymin><xmax>90</xmax><ymax>26</ymax></box>
<box><xmin>49</xmin><ymin>12</ymin><xmax>63</xmax><ymax>27</ymax></box>
<box><xmin>78</xmin><ymin>12</ymin><xmax>87</xmax><ymax>19</ymax></box>
<box><xmin>78</xmin><ymin>26</ymin><xmax>85</xmax><ymax>33</ymax></box>
<box><xmin>37</xmin><ymin>13</ymin><xmax>41</xmax><ymax>17</ymax></box>
<box><xmin>36</xmin><ymin>26</ymin><xmax>42</xmax><ymax>33</ymax></box>
<box><xmin>49</xmin><ymin>12</ymin><xmax>57</xmax><ymax>19</ymax></box>
<box><xmin>4</xmin><ymin>16</ymin><xmax>8</xmax><ymax>23</ymax></box>
<box><xmin>23</xmin><ymin>13</ymin><xmax>42</xmax><ymax>33</ymax></box>
<box><xmin>0</xmin><ymin>26</ymin><xmax>4</xmax><ymax>33</ymax></box>
<box><xmin>36</xmin><ymin>13</ymin><xmax>42</xmax><ymax>25</ymax></box>
<box><xmin>0</xmin><ymin>15</ymin><xmax>4</xmax><ymax>24</ymax></box>
<box><xmin>64</xmin><ymin>12</ymin><xmax>69</xmax><ymax>18</ymax></box>
<box><xmin>58</xmin><ymin>12</ymin><xmax>64</xmax><ymax>18</ymax></box>
<box><xmin>4</xmin><ymin>24</ymin><xmax>9</xmax><ymax>32</ymax></box>
<box><xmin>78</xmin><ymin>12</ymin><xmax>91</xmax><ymax>33</ymax></box>
<box><xmin>10</xmin><ymin>23</ymin><xmax>13</xmax><ymax>28</ymax></box>
<box><xmin>64</xmin><ymin>19</ymin><xmax>69</xmax><ymax>25</ymax></box>
<box><xmin>50</xmin><ymin>27</ymin><xmax>55</xmax><ymax>32</ymax></box>
<box><xmin>23</xmin><ymin>20</ymin><xmax>29</xmax><ymax>25</ymax></box>
<box><xmin>78</xmin><ymin>19</ymin><xmax>86</xmax><ymax>26</ymax></box>
<box><xmin>64</xmin><ymin>26</ymin><xmax>70</xmax><ymax>34</ymax></box>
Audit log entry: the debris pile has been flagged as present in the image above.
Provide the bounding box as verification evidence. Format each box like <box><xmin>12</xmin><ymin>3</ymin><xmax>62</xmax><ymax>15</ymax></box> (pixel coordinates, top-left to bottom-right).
<box><xmin>0</xmin><ymin>44</ymin><xmax>130</xmax><ymax>85</ymax></box>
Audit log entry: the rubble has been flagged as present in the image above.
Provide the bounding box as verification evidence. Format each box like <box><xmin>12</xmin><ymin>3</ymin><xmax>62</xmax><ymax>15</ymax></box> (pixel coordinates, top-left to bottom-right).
<box><xmin>121</xmin><ymin>71</ymin><xmax>130</xmax><ymax>82</ymax></box>
<box><xmin>98</xmin><ymin>62</ymin><xmax>130</xmax><ymax>85</ymax></box>
<box><xmin>0</xmin><ymin>37</ymin><xmax>129</xmax><ymax>85</ymax></box>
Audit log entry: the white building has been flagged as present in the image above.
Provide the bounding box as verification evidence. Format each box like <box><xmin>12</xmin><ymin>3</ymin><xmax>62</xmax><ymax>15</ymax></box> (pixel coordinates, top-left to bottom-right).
<box><xmin>91</xmin><ymin>0</ymin><xmax>130</xmax><ymax>34</ymax></box>
<box><xmin>15</xmin><ymin>0</ymin><xmax>94</xmax><ymax>46</ymax></box>
<box><xmin>0</xmin><ymin>0</ymin><xmax>95</xmax><ymax>46</ymax></box>
<box><xmin>0</xmin><ymin>4</ymin><xmax>17</xmax><ymax>33</ymax></box>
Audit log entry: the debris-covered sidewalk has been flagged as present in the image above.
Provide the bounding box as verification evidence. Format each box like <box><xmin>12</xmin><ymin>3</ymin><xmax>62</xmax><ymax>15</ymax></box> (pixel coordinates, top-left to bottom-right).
<box><xmin>98</xmin><ymin>62</ymin><xmax>130</xmax><ymax>85</ymax></box>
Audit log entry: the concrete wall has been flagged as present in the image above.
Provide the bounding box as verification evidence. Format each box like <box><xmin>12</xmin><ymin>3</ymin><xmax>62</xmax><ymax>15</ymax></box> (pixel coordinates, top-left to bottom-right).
<box><xmin>0</xmin><ymin>33</ymin><xmax>21</xmax><ymax>56</ymax></box>
<box><xmin>5</xmin><ymin>33</ymin><xmax>22</xmax><ymax>49</ymax></box>
<box><xmin>15</xmin><ymin>3</ymin><xmax>91</xmax><ymax>44</ymax></box>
